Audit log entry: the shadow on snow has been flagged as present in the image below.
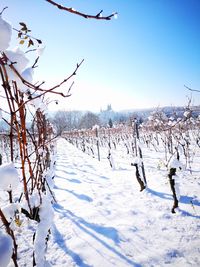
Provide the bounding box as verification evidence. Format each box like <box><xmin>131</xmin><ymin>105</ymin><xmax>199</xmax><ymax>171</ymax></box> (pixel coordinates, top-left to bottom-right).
<box><xmin>55</xmin><ymin>174</ymin><xmax>82</xmax><ymax>184</ymax></box>
<box><xmin>54</xmin><ymin>186</ymin><xmax>93</xmax><ymax>202</ymax></box>
<box><xmin>53</xmin><ymin>203</ymin><xmax>141</xmax><ymax>267</ymax></box>
<box><xmin>147</xmin><ymin>188</ymin><xmax>200</xmax><ymax>218</ymax></box>
<box><xmin>52</xmin><ymin>223</ymin><xmax>92</xmax><ymax>267</ymax></box>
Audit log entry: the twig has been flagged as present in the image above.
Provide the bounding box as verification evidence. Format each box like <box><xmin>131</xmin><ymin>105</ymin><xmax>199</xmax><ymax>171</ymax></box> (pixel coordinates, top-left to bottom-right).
<box><xmin>184</xmin><ymin>85</ymin><xmax>200</xmax><ymax>93</ymax></box>
<box><xmin>1</xmin><ymin>54</ymin><xmax>84</xmax><ymax>112</ymax></box>
<box><xmin>0</xmin><ymin>6</ymin><xmax>8</xmax><ymax>15</ymax></box>
<box><xmin>45</xmin><ymin>0</ymin><xmax>117</xmax><ymax>20</ymax></box>
<box><xmin>13</xmin><ymin>59</ymin><xmax>84</xmax><ymax>113</ymax></box>
<box><xmin>32</xmin><ymin>56</ymin><xmax>40</xmax><ymax>68</ymax></box>
<box><xmin>12</xmin><ymin>27</ymin><xmax>42</xmax><ymax>44</ymax></box>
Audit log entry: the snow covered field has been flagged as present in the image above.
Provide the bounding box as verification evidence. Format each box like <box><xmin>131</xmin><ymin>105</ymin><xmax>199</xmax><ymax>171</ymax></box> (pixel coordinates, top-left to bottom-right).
<box><xmin>40</xmin><ymin>138</ymin><xmax>199</xmax><ymax>266</ymax></box>
<box><xmin>1</xmin><ymin>135</ymin><xmax>200</xmax><ymax>267</ymax></box>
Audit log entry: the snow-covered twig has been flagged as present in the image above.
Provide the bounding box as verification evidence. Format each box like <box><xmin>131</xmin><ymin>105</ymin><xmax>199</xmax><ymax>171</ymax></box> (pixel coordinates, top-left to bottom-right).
<box><xmin>45</xmin><ymin>0</ymin><xmax>118</xmax><ymax>20</ymax></box>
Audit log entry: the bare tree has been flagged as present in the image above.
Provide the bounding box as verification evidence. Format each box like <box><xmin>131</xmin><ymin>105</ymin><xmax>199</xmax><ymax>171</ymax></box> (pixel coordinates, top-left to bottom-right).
<box><xmin>79</xmin><ymin>112</ymin><xmax>100</xmax><ymax>129</ymax></box>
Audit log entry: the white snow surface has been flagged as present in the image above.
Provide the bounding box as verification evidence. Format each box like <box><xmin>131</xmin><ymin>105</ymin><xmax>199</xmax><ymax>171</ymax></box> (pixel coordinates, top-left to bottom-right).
<box><xmin>0</xmin><ymin>230</ymin><xmax>13</xmax><ymax>267</ymax></box>
<box><xmin>3</xmin><ymin>138</ymin><xmax>200</xmax><ymax>267</ymax></box>
<box><xmin>36</xmin><ymin>45</ymin><xmax>45</xmax><ymax>57</ymax></box>
<box><xmin>34</xmin><ymin>195</ymin><xmax>54</xmax><ymax>267</ymax></box>
<box><xmin>48</xmin><ymin>139</ymin><xmax>200</xmax><ymax>266</ymax></box>
<box><xmin>20</xmin><ymin>67</ymin><xmax>34</xmax><ymax>92</ymax></box>
<box><xmin>168</xmin><ymin>156</ymin><xmax>183</xmax><ymax>169</ymax></box>
<box><xmin>4</xmin><ymin>48</ymin><xmax>30</xmax><ymax>90</ymax></box>
<box><xmin>4</xmin><ymin>48</ymin><xmax>29</xmax><ymax>73</ymax></box>
<box><xmin>0</xmin><ymin>16</ymin><xmax>12</xmax><ymax>51</ymax></box>
<box><xmin>0</xmin><ymin>163</ymin><xmax>19</xmax><ymax>191</ymax></box>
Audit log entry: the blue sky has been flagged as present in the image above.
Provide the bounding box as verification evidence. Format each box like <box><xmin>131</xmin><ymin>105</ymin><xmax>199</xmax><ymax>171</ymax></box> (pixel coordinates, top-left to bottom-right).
<box><xmin>1</xmin><ymin>0</ymin><xmax>200</xmax><ymax>111</ymax></box>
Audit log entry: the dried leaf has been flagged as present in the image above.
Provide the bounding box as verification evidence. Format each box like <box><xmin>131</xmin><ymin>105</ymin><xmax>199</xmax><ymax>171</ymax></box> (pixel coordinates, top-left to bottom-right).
<box><xmin>18</xmin><ymin>32</ymin><xmax>22</xmax><ymax>38</ymax></box>
<box><xmin>15</xmin><ymin>217</ymin><xmax>22</xmax><ymax>227</ymax></box>
<box><xmin>21</xmin><ymin>26</ymin><xmax>27</xmax><ymax>32</ymax></box>
<box><xmin>28</xmin><ymin>39</ymin><xmax>34</xmax><ymax>47</ymax></box>
<box><xmin>19</xmin><ymin>22</ymin><xmax>26</xmax><ymax>27</ymax></box>
<box><xmin>19</xmin><ymin>40</ymin><xmax>25</xmax><ymax>45</ymax></box>
<box><xmin>36</xmin><ymin>39</ymin><xmax>42</xmax><ymax>44</ymax></box>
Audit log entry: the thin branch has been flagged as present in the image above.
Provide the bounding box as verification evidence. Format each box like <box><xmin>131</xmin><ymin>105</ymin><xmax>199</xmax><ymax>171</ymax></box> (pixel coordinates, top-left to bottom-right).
<box><xmin>32</xmin><ymin>56</ymin><xmax>40</xmax><ymax>68</ymax></box>
<box><xmin>0</xmin><ymin>6</ymin><xmax>8</xmax><ymax>16</ymax></box>
<box><xmin>25</xmin><ymin>48</ymin><xmax>37</xmax><ymax>54</ymax></box>
<box><xmin>67</xmin><ymin>81</ymin><xmax>74</xmax><ymax>95</ymax></box>
<box><xmin>45</xmin><ymin>0</ymin><xmax>117</xmax><ymax>20</ymax></box>
<box><xmin>1</xmin><ymin>53</ymin><xmax>84</xmax><ymax>97</ymax></box>
<box><xmin>12</xmin><ymin>28</ymin><xmax>42</xmax><ymax>44</ymax></box>
<box><xmin>12</xmin><ymin>59</ymin><xmax>84</xmax><ymax>113</ymax></box>
<box><xmin>184</xmin><ymin>85</ymin><xmax>200</xmax><ymax>93</ymax></box>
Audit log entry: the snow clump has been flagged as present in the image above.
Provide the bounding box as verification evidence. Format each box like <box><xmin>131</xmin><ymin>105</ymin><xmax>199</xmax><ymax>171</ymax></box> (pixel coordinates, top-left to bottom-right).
<box><xmin>1</xmin><ymin>203</ymin><xmax>20</xmax><ymax>223</ymax></box>
<box><xmin>36</xmin><ymin>45</ymin><xmax>45</xmax><ymax>57</ymax></box>
<box><xmin>34</xmin><ymin>195</ymin><xmax>54</xmax><ymax>267</ymax></box>
<box><xmin>0</xmin><ymin>163</ymin><xmax>20</xmax><ymax>191</ymax></box>
<box><xmin>0</xmin><ymin>16</ymin><xmax>12</xmax><ymax>51</ymax></box>
<box><xmin>168</xmin><ymin>156</ymin><xmax>182</xmax><ymax>169</ymax></box>
<box><xmin>5</xmin><ymin>48</ymin><xmax>29</xmax><ymax>73</ymax></box>
<box><xmin>92</xmin><ymin>124</ymin><xmax>100</xmax><ymax>130</ymax></box>
<box><xmin>4</xmin><ymin>48</ymin><xmax>29</xmax><ymax>90</ymax></box>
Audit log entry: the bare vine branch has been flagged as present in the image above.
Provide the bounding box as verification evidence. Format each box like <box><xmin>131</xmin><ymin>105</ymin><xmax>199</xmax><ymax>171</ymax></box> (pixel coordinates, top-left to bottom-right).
<box><xmin>45</xmin><ymin>0</ymin><xmax>117</xmax><ymax>20</ymax></box>
<box><xmin>0</xmin><ymin>6</ymin><xmax>8</xmax><ymax>15</ymax></box>
<box><xmin>0</xmin><ymin>54</ymin><xmax>84</xmax><ymax>103</ymax></box>
<box><xmin>184</xmin><ymin>85</ymin><xmax>200</xmax><ymax>93</ymax></box>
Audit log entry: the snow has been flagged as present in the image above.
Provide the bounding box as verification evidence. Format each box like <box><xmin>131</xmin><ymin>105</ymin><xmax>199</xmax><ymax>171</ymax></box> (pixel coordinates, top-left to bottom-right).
<box><xmin>0</xmin><ymin>163</ymin><xmax>19</xmax><ymax>191</ymax></box>
<box><xmin>0</xmin><ymin>230</ymin><xmax>13</xmax><ymax>267</ymax></box>
<box><xmin>1</xmin><ymin>203</ymin><xmax>20</xmax><ymax>224</ymax></box>
<box><xmin>0</xmin><ymin>16</ymin><xmax>12</xmax><ymax>51</ymax></box>
<box><xmin>47</xmin><ymin>139</ymin><xmax>199</xmax><ymax>266</ymax></box>
<box><xmin>183</xmin><ymin>111</ymin><xmax>191</xmax><ymax>118</ymax></box>
<box><xmin>114</xmin><ymin>13</ymin><xmax>118</xmax><ymax>19</ymax></box>
<box><xmin>36</xmin><ymin>45</ymin><xmax>45</xmax><ymax>57</ymax></box>
<box><xmin>1</xmin><ymin>11</ymin><xmax>199</xmax><ymax>267</ymax></box>
<box><xmin>34</xmin><ymin>195</ymin><xmax>54</xmax><ymax>267</ymax></box>
<box><xmin>4</xmin><ymin>48</ymin><xmax>30</xmax><ymax>91</ymax></box>
<box><xmin>173</xmin><ymin>174</ymin><xmax>181</xmax><ymax>200</ymax></box>
<box><xmin>28</xmin><ymin>91</ymin><xmax>48</xmax><ymax>112</ymax></box>
<box><xmin>1</xmin><ymin>137</ymin><xmax>200</xmax><ymax>267</ymax></box>
<box><xmin>92</xmin><ymin>125</ymin><xmax>100</xmax><ymax>130</ymax></box>
<box><xmin>20</xmin><ymin>67</ymin><xmax>34</xmax><ymax>92</ymax></box>
<box><xmin>132</xmin><ymin>156</ymin><xmax>142</xmax><ymax>165</ymax></box>
<box><xmin>44</xmin><ymin>138</ymin><xmax>199</xmax><ymax>266</ymax></box>
<box><xmin>29</xmin><ymin>190</ymin><xmax>42</xmax><ymax>208</ymax></box>
<box><xmin>168</xmin><ymin>156</ymin><xmax>182</xmax><ymax>169</ymax></box>
<box><xmin>4</xmin><ymin>48</ymin><xmax>29</xmax><ymax>73</ymax></box>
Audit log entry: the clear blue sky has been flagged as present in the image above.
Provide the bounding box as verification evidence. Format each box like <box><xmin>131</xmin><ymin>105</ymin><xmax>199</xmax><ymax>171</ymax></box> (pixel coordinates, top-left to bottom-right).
<box><xmin>1</xmin><ymin>0</ymin><xmax>200</xmax><ymax>111</ymax></box>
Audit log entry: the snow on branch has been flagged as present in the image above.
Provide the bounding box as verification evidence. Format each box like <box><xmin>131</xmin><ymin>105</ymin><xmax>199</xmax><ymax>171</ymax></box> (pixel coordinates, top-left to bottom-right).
<box><xmin>45</xmin><ymin>0</ymin><xmax>118</xmax><ymax>20</ymax></box>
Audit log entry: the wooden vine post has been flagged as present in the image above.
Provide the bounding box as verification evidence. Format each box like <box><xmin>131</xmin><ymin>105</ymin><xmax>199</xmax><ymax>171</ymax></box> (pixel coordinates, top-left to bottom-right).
<box><xmin>132</xmin><ymin>118</ymin><xmax>147</xmax><ymax>191</ymax></box>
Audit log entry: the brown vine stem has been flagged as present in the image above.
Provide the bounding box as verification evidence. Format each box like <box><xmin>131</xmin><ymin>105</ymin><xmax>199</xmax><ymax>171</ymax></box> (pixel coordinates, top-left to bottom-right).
<box><xmin>45</xmin><ymin>0</ymin><xmax>117</xmax><ymax>20</ymax></box>
<box><xmin>0</xmin><ymin>209</ymin><xmax>18</xmax><ymax>267</ymax></box>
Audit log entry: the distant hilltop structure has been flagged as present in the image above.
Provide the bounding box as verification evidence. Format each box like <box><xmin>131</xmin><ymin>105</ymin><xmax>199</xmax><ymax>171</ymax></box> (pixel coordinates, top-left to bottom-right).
<box><xmin>99</xmin><ymin>104</ymin><xmax>115</xmax><ymax>125</ymax></box>
<box><xmin>100</xmin><ymin>104</ymin><xmax>113</xmax><ymax>113</ymax></box>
